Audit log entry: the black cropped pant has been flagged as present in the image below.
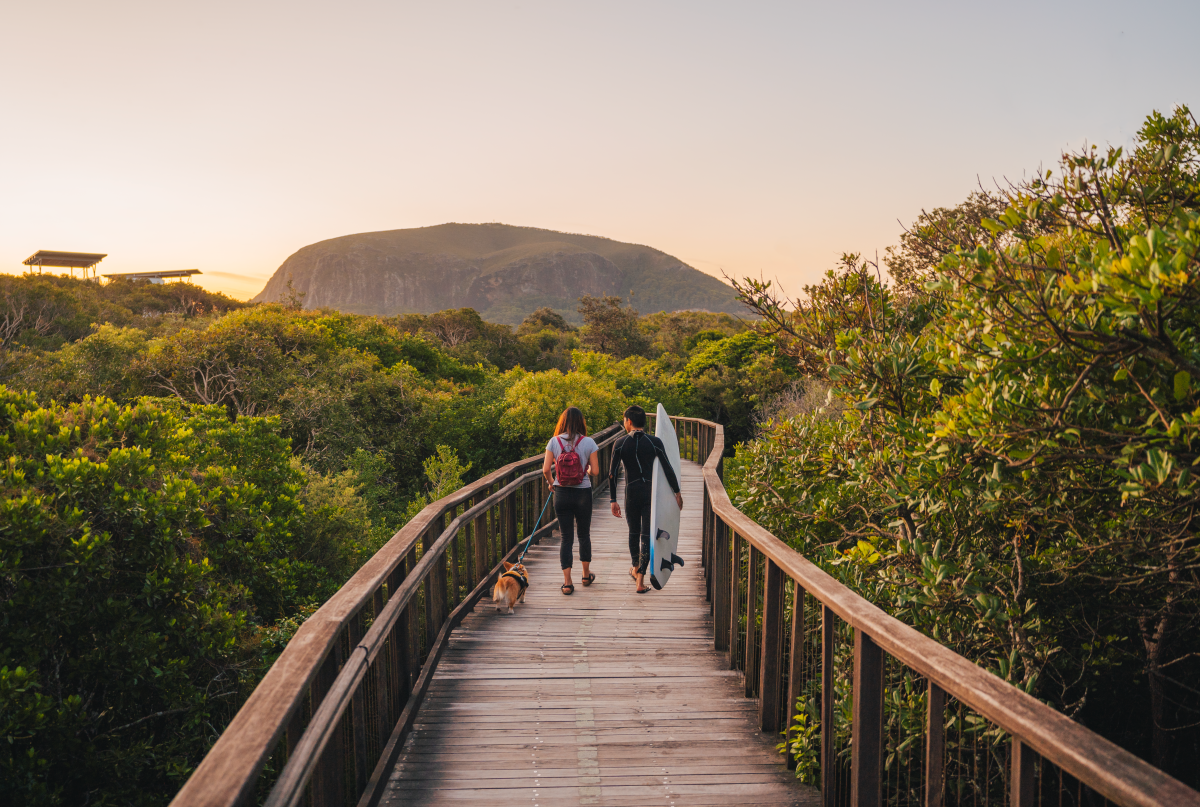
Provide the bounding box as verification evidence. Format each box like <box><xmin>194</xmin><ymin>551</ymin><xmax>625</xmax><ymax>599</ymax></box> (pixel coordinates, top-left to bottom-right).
<box><xmin>625</xmin><ymin>480</ymin><xmax>653</xmax><ymax>574</ymax></box>
<box><xmin>554</xmin><ymin>486</ymin><xmax>592</xmax><ymax>570</ymax></box>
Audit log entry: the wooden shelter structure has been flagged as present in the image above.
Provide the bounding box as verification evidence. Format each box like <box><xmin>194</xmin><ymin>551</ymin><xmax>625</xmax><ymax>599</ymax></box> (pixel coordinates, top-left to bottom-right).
<box><xmin>23</xmin><ymin>250</ymin><xmax>107</xmax><ymax>279</ymax></box>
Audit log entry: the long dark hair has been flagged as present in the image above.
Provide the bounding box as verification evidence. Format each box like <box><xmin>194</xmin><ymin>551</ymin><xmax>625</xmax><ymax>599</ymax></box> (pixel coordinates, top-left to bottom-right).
<box><xmin>553</xmin><ymin>406</ymin><xmax>588</xmax><ymax>440</ymax></box>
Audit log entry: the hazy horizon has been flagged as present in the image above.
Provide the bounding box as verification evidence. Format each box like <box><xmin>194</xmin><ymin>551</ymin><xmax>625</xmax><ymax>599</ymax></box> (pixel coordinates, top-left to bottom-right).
<box><xmin>3</xmin><ymin>0</ymin><xmax>1198</xmax><ymax>302</ymax></box>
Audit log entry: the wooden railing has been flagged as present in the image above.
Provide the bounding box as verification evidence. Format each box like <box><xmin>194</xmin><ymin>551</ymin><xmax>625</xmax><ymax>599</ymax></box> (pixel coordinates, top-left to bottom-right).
<box><xmin>170</xmin><ymin>424</ymin><xmax>624</xmax><ymax>807</ymax></box>
<box><xmin>655</xmin><ymin>413</ymin><xmax>1200</xmax><ymax>807</ymax></box>
<box><xmin>174</xmin><ymin>415</ymin><xmax>1200</xmax><ymax>807</ymax></box>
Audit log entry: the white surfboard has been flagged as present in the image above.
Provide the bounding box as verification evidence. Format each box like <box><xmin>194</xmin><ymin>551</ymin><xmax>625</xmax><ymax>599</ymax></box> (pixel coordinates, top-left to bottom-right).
<box><xmin>648</xmin><ymin>404</ymin><xmax>684</xmax><ymax>590</ymax></box>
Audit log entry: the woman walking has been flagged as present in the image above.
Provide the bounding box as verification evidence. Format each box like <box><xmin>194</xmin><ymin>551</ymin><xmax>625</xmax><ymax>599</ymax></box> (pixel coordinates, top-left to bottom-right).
<box><xmin>542</xmin><ymin>406</ymin><xmax>601</xmax><ymax>595</ymax></box>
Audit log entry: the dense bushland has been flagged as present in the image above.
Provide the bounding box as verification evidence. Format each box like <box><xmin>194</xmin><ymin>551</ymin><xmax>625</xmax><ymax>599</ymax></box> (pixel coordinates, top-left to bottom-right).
<box><xmin>0</xmin><ymin>276</ymin><xmax>782</xmax><ymax>804</ymax></box>
<box><xmin>730</xmin><ymin>106</ymin><xmax>1200</xmax><ymax>784</ymax></box>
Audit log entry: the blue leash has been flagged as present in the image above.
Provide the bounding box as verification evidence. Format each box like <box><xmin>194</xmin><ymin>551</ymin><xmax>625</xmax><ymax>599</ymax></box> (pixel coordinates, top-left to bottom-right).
<box><xmin>517</xmin><ymin>488</ymin><xmax>555</xmax><ymax>564</ymax></box>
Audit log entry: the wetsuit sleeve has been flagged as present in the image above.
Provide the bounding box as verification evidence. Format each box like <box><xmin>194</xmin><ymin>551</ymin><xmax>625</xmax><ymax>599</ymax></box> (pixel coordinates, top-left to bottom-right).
<box><xmin>652</xmin><ymin>438</ymin><xmax>682</xmax><ymax>494</ymax></box>
<box><xmin>609</xmin><ymin>436</ymin><xmax>625</xmax><ymax>501</ymax></box>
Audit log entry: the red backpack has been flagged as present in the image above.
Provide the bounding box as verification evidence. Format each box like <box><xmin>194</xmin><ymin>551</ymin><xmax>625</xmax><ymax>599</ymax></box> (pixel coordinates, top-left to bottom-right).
<box><xmin>554</xmin><ymin>436</ymin><xmax>586</xmax><ymax>487</ymax></box>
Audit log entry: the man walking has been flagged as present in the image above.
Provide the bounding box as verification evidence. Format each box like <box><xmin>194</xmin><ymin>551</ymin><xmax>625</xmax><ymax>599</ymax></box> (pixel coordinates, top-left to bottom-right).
<box><xmin>609</xmin><ymin>405</ymin><xmax>683</xmax><ymax>593</ymax></box>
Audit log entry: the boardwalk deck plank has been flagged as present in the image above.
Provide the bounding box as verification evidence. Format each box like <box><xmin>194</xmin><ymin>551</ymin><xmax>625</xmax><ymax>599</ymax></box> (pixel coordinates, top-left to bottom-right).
<box><xmin>380</xmin><ymin>461</ymin><xmax>817</xmax><ymax>807</ymax></box>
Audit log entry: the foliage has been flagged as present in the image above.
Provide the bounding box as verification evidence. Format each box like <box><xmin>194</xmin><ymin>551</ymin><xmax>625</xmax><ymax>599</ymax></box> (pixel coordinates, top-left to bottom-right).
<box><xmin>499</xmin><ymin>367</ymin><xmax>623</xmax><ymax>450</ymax></box>
<box><xmin>0</xmin><ymin>392</ymin><xmax>374</xmax><ymax>805</ymax></box>
<box><xmin>572</xmin><ymin>350</ymin><xmax>693</xmax><ymax>415</ymax></box>
<box><xmin>680</xmin><ymin>330</ymin><xmax>798</xmax><ymax>443</ymax></box>
<box><xmin>393</xmin><ymin>307</ymin><xmax>527</xmax><ymax>371</ymax></box>
<box><xmin>515</xmin><ymin>307</ymin><xmax>580</xmax><ymax>372</ymax></box>
<box><xmin>399</xmin><ymin>445</ymin><xmax>474</xmax><ymax>524</ymax></box>
<box><xmin>731</xmin><ymin>106</ymin><xmax>1200</xmax><ymax>782</ymax></box>
<box><xmin>22</xmin><ymin>324</ymin><xmax>150</xmax><ymax>402</ymax></box>
<box><xmin>577</xmin><ymin>294</ymin><xmax>650</xmax><ymax>358</ymax></box>
<box><xmin>639</xmin><ymin>310</ymin><xmax>747</xmax><ymax>367</ymax></box>
<box><xmin>518</xmin><ymin>307</ymin><xmax>575</xmax><ymax>335</ymax></box>
<box><xmin>0</xmin><ymin>276</ymin><xmax>244</xmax><ymax>380</ymax></box>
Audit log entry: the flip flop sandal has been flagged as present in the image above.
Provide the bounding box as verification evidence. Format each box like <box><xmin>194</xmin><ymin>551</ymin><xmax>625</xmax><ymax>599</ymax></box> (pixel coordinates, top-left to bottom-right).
<box><xmin>582</xmin><ymin>573</ymin><xmax>596</xmax><ymax>587</ymax></box>
<box><xmin>629</xmin><ymin>568</ymin><xmax>637</xmax><ymax>580</ymax></box>
<box><xmin>636</xmin><ymin>587</ymin><xmax>651</xmax><ymax>594</ymax></box>
<box><xmin>561</xmin><ymin>584</ymin><xmax>574</xmax><ymax>595</ymax></box>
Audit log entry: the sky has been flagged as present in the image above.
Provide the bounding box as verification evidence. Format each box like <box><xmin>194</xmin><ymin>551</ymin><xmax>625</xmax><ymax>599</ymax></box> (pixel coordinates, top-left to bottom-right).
<box><xmin>2</xmin><ymin>0</ymin><xmax>1198</xmax><ymax>302</ymax></box>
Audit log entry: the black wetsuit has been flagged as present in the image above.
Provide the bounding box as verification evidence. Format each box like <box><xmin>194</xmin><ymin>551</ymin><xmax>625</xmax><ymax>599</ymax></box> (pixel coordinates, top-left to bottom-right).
<box><xmin>608</xmin><ymin>431</ymin><xmax>681</xmax><ymax>574</ymax></box>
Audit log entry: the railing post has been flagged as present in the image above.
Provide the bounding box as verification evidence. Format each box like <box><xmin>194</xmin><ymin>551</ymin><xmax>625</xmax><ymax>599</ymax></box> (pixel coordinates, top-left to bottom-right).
<box><xmin>925</xmin><ymin>681</ymin><xmax>945</xmax><ymax>807</ymax></box>
<box><xmin>786</xmin><ymin>580</ymin><xmax>805</xmax><ymax>771</ymax></box>
<box><xmin>1012</xmin><ymin>738</ymin><xmax>1036</xmax><ymax>807</ymax></box>
<box><xmin>486</xmin><ymin>490</ymin><xmax>497</xmax><ymax>566</ymax></box>
<box><xmin>350</xmin><ymin>664</ymin><xmax>369</xmax><ymax>796</ymax></box>
<box><xmin>745</xmin><ymin>545</ymin><xmax>760</xmax><ymax>697</ymax></box>
<box><xmin>372</xmin><ymin>587</ymin><xmax>392</xmax><ymax>751</ymax></box>
<box><xmin>405</xmin><ymin>548</ymin><xmax>421</xmax><ymax>680</ymax></box>
<box><xmin>714</xmin><ymin>519</ymin><xmax>730</xmax><ymax>652</ymax></box>
<box><xmin>284</xmin><ymin>700</ymin><xmax>303</xmax><ymax>766</ymax></box>
<box><xmin>311</xmin><ymin>643</ymin><xmax>345</xmax><ymax>807</ymax></box>
<box><xmin>523</xmin><ymin>479</ymin><xmax>531</xmax><ymax>540</ymax></box>
<box><xmin>506</xmin><ymin>485</ymin><xmax>518</xmax><ymax>552</ymax></box>
<box><xmin>449</xmin><ymin>513</ymin><xmax>461</xmax><ymax>610</ymax></box>
<box><xmin>760</xmin><ymin>558</ymin><xmax>784</xmax><ymax>733</ymax></box>
<box><xmin>387</xmin><ymin>561</ymin><xmax>411</xmax><ymax>704</ymax></box>
<box><xmin>821</xmin><ymin>606</ymin><xmax>835</xmax><ymax>807</ymax></box>
<box><xmin>729</xmin><ymin>531</ymin><xmax>742</xmax><ymax>670</ymax></box>
<box><xmin>472</xmin><ymin>510</ymin><xmax>487</xmax><ymax>588</ymax></box>
<box><xmin>424</xmin><ymin>524</ymin><xmax>447</xmax><ymax>652</ymax></box>
<box><xmin>703</xmin><ymin>488</ymin><xmax>712</xmax><ymax>601</ymax></box>
<box><xmin>851</xmin><ymin>630</ymin><xmax>884</xmax><ymax>807</ymax></box>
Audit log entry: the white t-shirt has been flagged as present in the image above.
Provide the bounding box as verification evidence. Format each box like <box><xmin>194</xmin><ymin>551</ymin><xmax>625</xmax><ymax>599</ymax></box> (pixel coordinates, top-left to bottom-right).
<box><xmin>546</xmin><ymin>434</ymin><xmax>598</xmax><ymax>488</ymax></box>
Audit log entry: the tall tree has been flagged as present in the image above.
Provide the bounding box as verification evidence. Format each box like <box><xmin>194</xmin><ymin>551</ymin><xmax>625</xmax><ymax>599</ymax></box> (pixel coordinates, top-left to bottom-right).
<box><xmin>577</xmin><ymin>295</ymin><xmax>649</xmax><ymax>359</ymax></box>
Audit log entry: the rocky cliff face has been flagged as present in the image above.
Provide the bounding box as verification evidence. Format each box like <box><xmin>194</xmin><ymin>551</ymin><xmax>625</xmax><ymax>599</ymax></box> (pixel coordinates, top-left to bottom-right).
<box><xmin>253</xmin><ymin>223</ymin><xmax>743</xmax><ymax>325</ymax></box>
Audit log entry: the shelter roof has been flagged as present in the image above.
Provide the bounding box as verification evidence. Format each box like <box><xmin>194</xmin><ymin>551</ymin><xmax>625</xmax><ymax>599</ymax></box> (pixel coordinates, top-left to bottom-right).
<box><xmin>23</xmin><ymin>250</ymin><xmax>108</xmax><ymax>269</ymax></box>
<box><xmin>101</xmin><ymin>269</ymin><xmax>202</xmax><ymax>280</ymax></box>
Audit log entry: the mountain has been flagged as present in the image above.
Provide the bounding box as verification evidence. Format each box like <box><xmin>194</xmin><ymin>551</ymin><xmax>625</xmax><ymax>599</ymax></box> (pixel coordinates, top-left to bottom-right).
<box><xmin>251</xmin><ymin>223</ymin><xmax>744</xmax><ymax>325</ymax></box>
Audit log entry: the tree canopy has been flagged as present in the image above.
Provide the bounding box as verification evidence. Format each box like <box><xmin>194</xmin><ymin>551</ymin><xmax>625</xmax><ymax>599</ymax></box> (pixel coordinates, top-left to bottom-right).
<box><xmin>731</xmin><ymin>106</ymin><xmax>1200</xmax><ymax>782</ymax></box>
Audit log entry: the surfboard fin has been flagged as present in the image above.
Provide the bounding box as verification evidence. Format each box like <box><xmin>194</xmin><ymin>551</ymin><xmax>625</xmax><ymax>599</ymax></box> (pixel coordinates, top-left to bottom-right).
<box><xmin>650</xmin><ymin>576</ymin><xmax>663</xmax><ymax>590</ymax></box>
<box><xmin>659</xmin><ymin>554</ymin><xmax>687</xmax><ymax>572</ymax></box>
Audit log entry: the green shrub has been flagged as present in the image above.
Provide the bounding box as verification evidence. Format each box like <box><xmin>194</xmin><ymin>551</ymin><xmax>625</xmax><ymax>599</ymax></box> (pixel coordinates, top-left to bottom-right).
<box><xmin>0</xmin><ymin>391</ymin><xmax>374</xmax><ymax>805</ymax></box>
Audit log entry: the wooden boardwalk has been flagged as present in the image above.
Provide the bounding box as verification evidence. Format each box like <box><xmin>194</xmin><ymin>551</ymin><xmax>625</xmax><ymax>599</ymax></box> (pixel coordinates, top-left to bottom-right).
<box><xmin>380</xmin><ymin>461</ymin><xmax>818</xmax><ymax>807</ymax></box>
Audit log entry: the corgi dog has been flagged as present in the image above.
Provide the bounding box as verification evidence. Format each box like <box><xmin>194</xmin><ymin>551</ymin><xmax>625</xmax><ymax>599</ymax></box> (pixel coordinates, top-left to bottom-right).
<box><xmin>492</xmin><ymin>561</ymin><xmax>529</xmax><ymax>614</ymax></box>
